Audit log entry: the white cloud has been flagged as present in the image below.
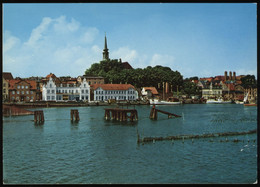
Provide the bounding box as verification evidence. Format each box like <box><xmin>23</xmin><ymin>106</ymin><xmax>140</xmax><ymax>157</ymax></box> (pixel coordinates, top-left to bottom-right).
<box><xmin>150</xmin><ymin>53</ymin><xmax>175</xmax><ymax>67</ymax></box>
<box><xmin>111</xmin><ymin>46</ymin><xmax>138</xmax><ymax>63</ymax></box>
<box><xmin>3</xmin><ymin>16</ymin><xmax>101</xmax><ymax>77</ymax></box>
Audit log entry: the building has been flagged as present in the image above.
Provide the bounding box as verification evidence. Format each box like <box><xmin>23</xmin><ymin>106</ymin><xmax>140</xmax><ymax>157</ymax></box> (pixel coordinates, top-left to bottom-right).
<box><xmin>2</xmin><ymin>72</ymin><xmax>14</xmax><ymax>102</ymax></box>
<box><xmin>77</xmin><ymin>75</ymin><xmax>105</xmax><ymax>85</ymax></box>
<box><xmin>91</xmin><ymin>84</ymin><xmax>138</xmax><ymax>101</ymax></box>
<box><xmin>141</xmin><ymin>87</ymin><xmax>159</xmax><ymax>99</ymax></box>
<box><xmin>8</xmin><ymin>78</ymin><xmax>37</xmax><ymax>102</ymax></box>
<box><xmin>42</xmin><ymin>77</ymin><xmax>90</xmax><ymax>101</ymax></box>
<box><xmin>202</xmin><ymin>82</ymin><xmax>222</xmax><ymax>99</ymax></box>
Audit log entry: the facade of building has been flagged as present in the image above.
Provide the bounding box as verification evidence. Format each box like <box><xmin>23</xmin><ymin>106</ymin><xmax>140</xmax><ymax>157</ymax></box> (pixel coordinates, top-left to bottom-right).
<box><xmin>91</xmin><ymin>84</ymin><xmax>138</xmax><ymax>101</ymax></box>
<box><xmin>202</xmin><ymin>82</ymin><xmax>222</xmax><ymax>99</ymax></box>
<box><xmin>8</xmin><ymin>79</ymin><xmax>37</xmax><ymax>102</ymax></box>
<box><xmin>2</xmin><ymin>72</ymin><xmax>14</xmax><ymax>102</ymax></box>
<box><xmin>42</xmin><ymin>77</ymin><xmax>90</xmax><ymax>101</ymax></box>
<box><xmin>77</xmin><ymin>75</ymin><xmax>105</xmax><ymax>85</ymax></box>
<box><xmin>141</xmin><ymin>87</ymin><xmax>159</xmax><ymax>99</ymax></box>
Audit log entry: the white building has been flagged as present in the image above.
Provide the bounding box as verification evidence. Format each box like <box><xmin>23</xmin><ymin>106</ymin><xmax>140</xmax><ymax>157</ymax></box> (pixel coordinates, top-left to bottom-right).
<box><xmin>42</xmin><ymin>77</ymin><xmax>90</xmax><ymax>101</ymax></box>
<box><xmin>92</xmin><ymin>84</ymin><xmax>138</xmax><ymax>101</ymax></box>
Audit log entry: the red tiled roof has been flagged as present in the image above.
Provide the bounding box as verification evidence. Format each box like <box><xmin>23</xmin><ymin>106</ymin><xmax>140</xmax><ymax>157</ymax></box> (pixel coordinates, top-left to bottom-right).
<box><xmin>91</xmin><ymin>84</ymin><xmax>135</xmax><ymax>90</ymax></box>
<box><xmin>8</xmin><ymin>79</ymin><xmax>37</xmax><ymax>90</ymax></box>
<box><xmin>3</xmin><ymin>72</ymin><xmax>13</xmax><ymax>80</ymax></box>
<box><xmin>143</xmin><ymin>87</ymin><xmax>159</xmax><ymax>95</ymax></box>
<box><xmin>46</xmin><ymin>73</ymin><xmax>57</xmax><ymax>79</ymax></box>
<box><xmin>121</xmin><ymin>62</ymin><xmax>133</xmax><ymax>69</ymax></box>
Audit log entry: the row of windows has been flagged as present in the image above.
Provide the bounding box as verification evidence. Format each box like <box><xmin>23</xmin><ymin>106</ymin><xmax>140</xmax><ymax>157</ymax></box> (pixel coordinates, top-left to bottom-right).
<box><xmin>16</xmin><ymin>85</ymin><xmax>29</xmax><ymax>89</ymax></box>
<box><xmin>202</xmin><ymin>91</ymin><xmax>222</xmax><ymax>95</ymax></box>
<box><xmin>11</xmin><ymin>96</ymin><xmax>34</xmax><ymax>101</ymax></box>
<box><xmin>47</xmin><ymin>95</ymin><xmax>89</xmax><ymax>101</ymax></box>
<box><xmin>12</xmin><ymin>91</ymin><xmax>33</xmax><ymax>95</ymax></box>
<box><xmin>47</xmin><ymin>89</ymin><xmax>89</xmax><ymax>94</ymax></box>
<box><xmin>96</xmin><ymin>95</ymin><xmax>135</xmax><ymax>101</ymax></box>
<box><xmin>49</xmin><ymin>83</ymin><xmax>89</xmax><ymax>88</ymax></box>
<box><xmin>95</xmin><ymin>90</ymin><xmax>135</xmax><ymax>95</ymax></box>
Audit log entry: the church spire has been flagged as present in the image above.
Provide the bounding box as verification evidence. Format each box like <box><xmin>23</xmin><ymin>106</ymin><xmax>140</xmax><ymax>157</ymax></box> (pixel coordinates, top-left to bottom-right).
<box><xmin>103</xmin><ymin>33</ymin><xmax>109</xmax><ymax>61</ymax></box>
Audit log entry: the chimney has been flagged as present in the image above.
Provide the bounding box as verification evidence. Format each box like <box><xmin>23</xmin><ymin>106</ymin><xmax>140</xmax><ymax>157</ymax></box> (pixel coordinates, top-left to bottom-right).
<box><xmin>224</xmin><ymin>71</ymin><xmax>227</xmax><ymax>81</ymax></box>
<box><xmin>229</xmin><ymin>71</ymin><xmax>232</xmax><ymax>80</ymax></box>
<box><xmin>233</xmin><ymin>72</ymin><xmax>236</xmax><ymax>80</ymax></box>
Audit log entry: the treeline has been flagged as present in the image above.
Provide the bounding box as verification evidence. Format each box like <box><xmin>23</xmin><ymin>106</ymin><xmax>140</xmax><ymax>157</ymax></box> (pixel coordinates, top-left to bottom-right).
<box><xmin>85</xmin><ymin>59</ymin><xmax>183</xmax><ymax>91</ymax></box>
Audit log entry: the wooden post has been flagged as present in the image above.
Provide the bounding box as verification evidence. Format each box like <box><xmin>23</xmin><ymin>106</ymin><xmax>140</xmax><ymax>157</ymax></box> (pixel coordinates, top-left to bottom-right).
<box><xmin>71</xmin><ymin>110</ymin><xmax>74</xmax><ymax>121</ymax></box>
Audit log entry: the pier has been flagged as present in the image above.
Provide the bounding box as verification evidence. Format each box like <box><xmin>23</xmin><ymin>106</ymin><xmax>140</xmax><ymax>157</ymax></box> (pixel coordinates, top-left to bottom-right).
<box><xmin>137</xmin><ymin>129</ymin><xmax>257</xmax><ymax>144</ymax></box>
<box><xmin>104</xmin><ymin>108</ymin><xmax>138</xmax><ymax>122</ymax></box>
<box><xmin>34</xmin><ymin>110</ymin><xmax>44</xmax><ymax>123</ymax></box>
<box><xmin>149</xmin><ymin>105</ymin><xmax>181</xmax><ymax>120</ymax></box>
<box><xmin>3</xmin><ymin>104</ymin><xmax>34</xmax><ymax>116</ymax></box>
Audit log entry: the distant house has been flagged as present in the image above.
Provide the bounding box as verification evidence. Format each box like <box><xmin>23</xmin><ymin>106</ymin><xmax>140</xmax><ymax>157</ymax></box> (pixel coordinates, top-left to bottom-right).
<box><xmin>42</xmin><ymin>77</ymin><xmax>90</xmax><ymax>101</ymax></box>
<box><xmin>2</xmin><ymin>72</ymin><xmax>14</xmax><ymax>102</ymax></box>
<box><xmin>141</xmin><ymin>87</ymin><xmax>159</xmax><ymax>99</ymax></box>
<box><xmin>8</xmin><ymin>78</ymin><xmax>37</xmax><ymax>102</ymax></box>
<box><xmin>77</xmin><ymin>75</ymin><xmax>105</xmax><ymax>85</ymax></box>
<box><xmin>91</xmin><ymin>84</ymin><xmax>138</xmax><ymax>101</ymax></box>
<box><xmin>202</xmin><ymin>82</ymin><xmax>222</xmax><ymax>99</ymax></box>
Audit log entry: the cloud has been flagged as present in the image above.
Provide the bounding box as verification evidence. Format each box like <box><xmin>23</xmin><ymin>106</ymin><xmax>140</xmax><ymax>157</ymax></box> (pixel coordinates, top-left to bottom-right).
<box><xmin>150</xmin><ymin>53</ymin><xmax>175</xmax><ymax>67</ymax></box>
<box><xmin>111</xmin><ymin>46</ymin><xmax>138</xmax><ymax>63</ymax></box>
<box><xmin>3</xmin><ymin>16</ymin><xmax>101</xmax><ymax>77</ymax></box>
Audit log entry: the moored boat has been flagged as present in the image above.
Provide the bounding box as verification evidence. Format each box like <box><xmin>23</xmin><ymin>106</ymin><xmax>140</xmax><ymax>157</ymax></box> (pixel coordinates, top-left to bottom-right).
<box><xmin>206</xmin><ymin>98</ymin><xmax>232</xmax><ymax>104</ymax></box>
<box><xmin>149</xmin><ymin>99</ymin><xmax>181</xmax><ymax>105</ymax></box>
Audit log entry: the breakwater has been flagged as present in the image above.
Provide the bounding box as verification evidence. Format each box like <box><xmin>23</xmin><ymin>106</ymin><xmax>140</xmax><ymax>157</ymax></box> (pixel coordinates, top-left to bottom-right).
<box><xmin>137</xmin><ymin>129</ymin><xmax>257</xmax><ymax>144</ymax></box>
<box><xmin>2</xmin><ymin>104</ymin><xmax>34</xmax><ymax>116</ymax></box>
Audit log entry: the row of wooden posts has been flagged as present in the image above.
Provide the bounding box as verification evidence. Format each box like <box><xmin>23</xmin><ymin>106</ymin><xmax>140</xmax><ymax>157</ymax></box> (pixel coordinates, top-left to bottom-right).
<box><xmin>104</xmin><ymin>108</ymin><xmax>138</xmax><ymax>122</ymax></box>
<box><xmin>34</xmin><ymin>109</ymin><xmax>80</xmax><ymax>123</ymax></box>
<box><xmin>34</xmin><ymin>106</ymin><xmax>180</xmax><ymax>123</ymax></box>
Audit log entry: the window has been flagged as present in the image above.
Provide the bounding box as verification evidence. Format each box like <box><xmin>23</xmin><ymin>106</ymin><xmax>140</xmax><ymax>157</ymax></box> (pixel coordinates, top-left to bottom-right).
<box><xmin>26</xmin><ymin>91</ymin><xmax>29</xmax><ymax>94</ymax></box>
<box><xmin>31</xmin><ymin>96</ymin><xmax>34</xmax><ymax>100</ymax></box>
<box><xmin>82</xmin><ymin>96</ymin><xmax>84</xmax><ymax>100</ymax></box>
<box><xmin>17</xmin><ymin>85</ymin><xmax>20</xmax><ymax>89</ymax></box>
<box><xmin>21</xmin><ymin>91</ymin><xmax>24</xmax><ymax>94</ymax></box>
<box><xmin>84</xmin><ymin>84</ymin><xmax>86</xmax><ymax>88</ymax></box>
<box><xmin>25</xmin><ymin>86</ymin><xmax>28</xmax><ymax>89</ymax></box>
<box><xmin>65</xmin><ymin>90</ymin><xmax>67</xmax><ymax>93</ymax></box>
<box><xmin>47</xmin><ymin>96</ymin><xmax>50</xmax><ymax>100</ymax></box>
<box><xmin>21</xmin><ymin>86</ymin><xmax>24</xmax><ymax>89</ymax></box>
<box><xmin>50</xmin><ymin>84</ymin><xmax>52</xmax><ymax>88</ymax></box>
<box><xmin>52</xmin><ymin>96</ymin><xmax>55</xmax><ymax>100</ymax></box>
<box><xmin>12</xmin><ymin>96</ymin><xmax>15</xmax><ymax>101</ymax></box>
<box><xmin>82</xmin><ymin>90</ymin><xmax>84</xmax><ymax>94</ymax></box>
<box><xmin>12</xmin><ymin>91</ymin><xmax>15</xmax><ymax>94</ymax></box>
<box><xmin>47</xmin><ymin>90</ymin><xmax>50</xmax><ymax>93</ymax></box>
<box><xmin>76</xmin><ymin>90</ymin><xmax>78</xmax><ymax>93</ymax></box>
<box><xmin>3</xmin><ymin>83</ymin><xmax>6</xmax><ymax>87</ymax></box>
<box><xmin>17</xmin><ymin>91</ymin><xmax>20</xmax><ymax>94</ymax></box>
<box><xmin>86</xmin><ymin>90</ymin><xmax>88</xmax><ymax>94</ymax></box>
<box><xmin>30</xmin><ymin>91</ymin><xmax>33</xmax><ymax>94</ymax></box>
<box><xmin>52</xmin><ymin>90</ymin><xmax>55</xmax><ymax>93</ymax></box>
<box><xmin>26</xmin><ymin>96</ymin><xmax>30</xmax><ymax>100</ymax></box>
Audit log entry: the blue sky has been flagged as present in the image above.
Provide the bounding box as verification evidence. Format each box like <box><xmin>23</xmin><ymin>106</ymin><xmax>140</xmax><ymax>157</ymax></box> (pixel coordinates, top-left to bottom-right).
<box><xmin>3</xmin><ymin>3</ymin><xmax>257</xmax><ymax>79</ymax></box>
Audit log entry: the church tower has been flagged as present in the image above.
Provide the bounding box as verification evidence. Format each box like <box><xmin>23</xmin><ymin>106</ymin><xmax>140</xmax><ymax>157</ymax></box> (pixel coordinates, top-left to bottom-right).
<box><xmin>103</xmin><ymin>34</ymin><xmax>109</xmax><ymax>61</ymax></box>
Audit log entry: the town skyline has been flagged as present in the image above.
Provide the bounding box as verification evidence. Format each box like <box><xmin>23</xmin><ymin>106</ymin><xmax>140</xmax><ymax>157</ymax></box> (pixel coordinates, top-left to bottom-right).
<box><xmin>3</xmin><ymin>3</ymin><xmax>257</xmax><ymax>78</ymax></box>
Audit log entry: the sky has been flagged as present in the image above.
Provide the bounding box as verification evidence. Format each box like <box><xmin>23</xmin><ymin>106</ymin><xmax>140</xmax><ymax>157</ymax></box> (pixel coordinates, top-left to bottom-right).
<box><xmin>3</xmin><ymin>3</ymin><xmax>257</xmax><ymax>79</ymax></box>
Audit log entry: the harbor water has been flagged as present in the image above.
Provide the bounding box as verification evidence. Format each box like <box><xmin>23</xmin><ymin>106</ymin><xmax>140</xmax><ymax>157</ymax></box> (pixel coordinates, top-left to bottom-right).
<box><xmin>3</xmin><ymin>104</ymin><xmax>257</xmax><ymax>184</ymax></box>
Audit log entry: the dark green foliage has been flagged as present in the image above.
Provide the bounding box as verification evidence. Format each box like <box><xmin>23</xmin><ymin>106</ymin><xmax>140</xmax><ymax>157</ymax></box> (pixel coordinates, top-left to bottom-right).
<box><xmin>85</xmin><ymin>59</ymin><xmax>183</xmax><ymax>91</ymax></box>
<box><xmin>241</xmin><ymin>75</ymin><xmax>257</xmax><ymax>88</ymax></box>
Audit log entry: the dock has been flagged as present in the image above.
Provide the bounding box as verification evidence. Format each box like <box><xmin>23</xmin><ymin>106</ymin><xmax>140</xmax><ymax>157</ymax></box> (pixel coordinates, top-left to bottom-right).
<box><xmin>150</xmin><ymin>105</ymin><xmax>181</xmax><ymax>120</ymax></box>
<box><xmin>104</xmin><ymin>108</ymin><xmax>138</xmax><ymax>122</ymax></box>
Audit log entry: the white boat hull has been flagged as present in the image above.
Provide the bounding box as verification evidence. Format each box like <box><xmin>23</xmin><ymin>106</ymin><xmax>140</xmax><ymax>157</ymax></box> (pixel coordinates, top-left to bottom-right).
<box><xmin>206</xmin><ymin>99</ymin><xmax>232</xmax><ymax>104</ymax></box>
<box><xmin>150</xmin><ymin>99</ymin><xmax>181</xmax><ymax>105</ymax></box>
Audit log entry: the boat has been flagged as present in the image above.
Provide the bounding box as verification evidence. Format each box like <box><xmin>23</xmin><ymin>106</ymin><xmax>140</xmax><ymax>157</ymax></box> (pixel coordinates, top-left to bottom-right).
<box><xmin>150</xmin><ymin>99</ymin><xmax>181</xmax><ymax>105</ymax></box>
<box><xmin>235</xmin><ymin>100</ymin><xmax>244</xmax><ymax>104</ymax></box>
<box><xmin>206</xmin><ymin>98</ymin><xmax>232</xmax><ymax>104</ymax></box>
<box><xmin>244</xmin><ymin>103</ymin><xmax>257</xmax><ymax>107</ymax></box>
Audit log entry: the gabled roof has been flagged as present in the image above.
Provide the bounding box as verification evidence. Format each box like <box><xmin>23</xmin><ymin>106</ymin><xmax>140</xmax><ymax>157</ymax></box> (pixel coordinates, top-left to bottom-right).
<box><xmin>121</xmin><ymin>62</ymin><xmax>133</xmax><ymax>69</ymax></box>
<box><xmin>8</xmin><ymin>79</ymin><xmax>37</xmax><ymax>90</ymax></box>
<box><xmin>3</xmin><ymin>72</ymin><xmax>13</xmax><ymax>80</ymax></box>
<box><xmin>91</xmin><ymin>84</ymin><xmax>135</xmax><ymax>91</ymax></box>
<box><xmin>142</xmin><ymin>87</ymin><xmax>159</xmax><ymax>95</ymax></box>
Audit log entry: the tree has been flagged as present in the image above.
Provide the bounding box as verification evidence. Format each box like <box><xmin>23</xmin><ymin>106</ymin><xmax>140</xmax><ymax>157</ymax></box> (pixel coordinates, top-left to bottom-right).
<box><xmin>241</xmin><ymin>75</ymin><xmax>257</xmax><ymax>89</ymax></box>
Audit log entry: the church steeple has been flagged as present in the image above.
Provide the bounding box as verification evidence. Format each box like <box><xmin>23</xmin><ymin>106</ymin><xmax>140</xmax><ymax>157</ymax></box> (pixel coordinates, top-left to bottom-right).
<box><xmin>103</xmin><ymin>33</ymin><xmax>109</xmax><ymax>61</ymax></box>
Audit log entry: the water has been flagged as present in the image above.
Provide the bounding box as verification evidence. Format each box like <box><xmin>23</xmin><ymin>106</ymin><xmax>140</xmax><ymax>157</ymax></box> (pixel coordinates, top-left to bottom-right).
<box><xmin>3</xmin><ymin>104</ymin><xmax>257</xmax><ymax>184</ymax></box>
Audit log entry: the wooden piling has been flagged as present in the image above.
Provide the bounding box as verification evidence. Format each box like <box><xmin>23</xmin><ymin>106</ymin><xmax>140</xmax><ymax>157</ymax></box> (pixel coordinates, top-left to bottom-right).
<box><xmin>150</xmin><ymin>105</ymin><xmax>181</xmax><ymax>120</ymax></box>
<box><xmin>104</xmin><ymin>108</ymin><xmax>138</xmax><ymax>122</ymax></box>
<box><xmin>71</xmin><ymin>109</ymin><xmax>80</xmax><ymax>122</ymax></box>
<box><xmin>34</xmin><ymin>110</ymin><xmax>44</xmax><ymax>123</ymax></box>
